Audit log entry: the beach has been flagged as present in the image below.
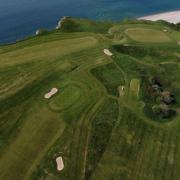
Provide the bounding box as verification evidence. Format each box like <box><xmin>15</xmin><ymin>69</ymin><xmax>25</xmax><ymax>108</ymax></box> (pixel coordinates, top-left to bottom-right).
<box><xmin>139</xmin><ymin>10</ymin><xmax>180</xmax><ymax>24</ymax></box>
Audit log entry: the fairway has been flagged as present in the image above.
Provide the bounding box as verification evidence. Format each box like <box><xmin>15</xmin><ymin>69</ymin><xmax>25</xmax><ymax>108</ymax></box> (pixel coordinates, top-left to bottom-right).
<box><xmin>0</xmin><ymin>18</ymin><xmax>179</xmax><ymax>180</ymax></box>
<box><xmin>0</xmin><ymin>36</ymin><xmax>98</xmax><ymax>67</ymax></box>
<box><xmin>125</xmin><ymin>28</ymin><xmax>171</xmax><ymax>42</ymax></box>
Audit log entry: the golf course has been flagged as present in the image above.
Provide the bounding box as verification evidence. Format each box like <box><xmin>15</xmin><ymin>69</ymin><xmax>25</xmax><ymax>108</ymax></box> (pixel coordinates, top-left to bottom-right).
<box><xmin>0</xmin><ymin>17</ymin><xmax>180</xmax><ymax>180</ymax></box>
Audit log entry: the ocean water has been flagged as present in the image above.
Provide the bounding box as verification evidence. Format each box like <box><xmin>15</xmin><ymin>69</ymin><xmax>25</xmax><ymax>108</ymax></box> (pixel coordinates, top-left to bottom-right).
<box><xmin>0</xmin><ymin>0</ymin><xmax>180</xmax><ymax>44</ymax></box>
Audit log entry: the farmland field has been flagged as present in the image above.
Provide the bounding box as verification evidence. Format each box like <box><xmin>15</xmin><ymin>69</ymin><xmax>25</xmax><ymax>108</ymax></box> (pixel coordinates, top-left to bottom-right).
<box><xmin>0</xmin><ymin>17</ymin><xmax>179</xmax><ymax>180</ymax></box>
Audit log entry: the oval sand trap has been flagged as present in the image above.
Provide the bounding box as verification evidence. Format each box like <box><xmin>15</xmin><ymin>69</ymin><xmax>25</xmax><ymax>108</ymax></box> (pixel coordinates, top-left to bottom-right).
<box><xmin>103</xmin><ymin>49</ymin><xmax>113</xmax><ymax>56</ymax></box>
<box><xmin>56</xmin><ymin>156</ymin><xmax>64</xmax><ymax>171</ymax></box>
<box><xmin>44</xmin><ymin>88</ymin><xmax>58</xmax><ymax>99</ymax></box>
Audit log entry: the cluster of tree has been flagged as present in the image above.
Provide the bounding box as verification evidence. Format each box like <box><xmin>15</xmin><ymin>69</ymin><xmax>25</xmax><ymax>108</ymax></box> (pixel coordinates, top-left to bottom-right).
<box><xmin>148</xmin><ymin>77</ymin><xmax>176</xmax><ymax>119</ymax></box>
<box><xmin>152</xmin><ymin>104</ymin><xmax>176</xmax><ymax>119</ymax></box>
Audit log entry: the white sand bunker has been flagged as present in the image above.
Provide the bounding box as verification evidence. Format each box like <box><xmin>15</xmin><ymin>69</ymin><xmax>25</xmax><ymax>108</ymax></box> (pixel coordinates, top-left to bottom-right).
<box><xmin>56</xmin><ymin>156</ymin><xmax>64</xmax><ymax>171</ymax></box>
<box><xmin>44</xmin><ymin>88</ymin><xmax>58</xmax><ymax>99</ymax></box>
<box><xmin>103</xmin><ymin>49</ymin><xmax>113</xmax><ymax>56</ymax></box>
<box><xmin>118</xmin><ymin>86</ymin><xmax>125</xmax><ymax>96</ymax></box>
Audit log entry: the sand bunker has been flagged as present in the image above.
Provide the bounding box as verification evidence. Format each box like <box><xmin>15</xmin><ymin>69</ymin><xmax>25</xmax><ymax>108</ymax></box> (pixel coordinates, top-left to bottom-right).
<box><xmin>56</xmin><ymin>156</ymin><xmax>64</xmax><ymax>171</ymax></box>
<box><xmin>163</xmin><ymin>29</ymin><xmax>168</xmax><ymax>32</ymax></box>
<box><xmin>103</xmin><ymin>49</ymin><xmax>113</xmax><ymax>56</ymax></box>
<box><xmin>44</xmin><ymin>88</ymin><xmax>58</xmax><ymax>99</ymax></box>
<box><xmin>118</xmin><ymin>86</ymin><xmax>125</xmax><ymax>96</ymax></box>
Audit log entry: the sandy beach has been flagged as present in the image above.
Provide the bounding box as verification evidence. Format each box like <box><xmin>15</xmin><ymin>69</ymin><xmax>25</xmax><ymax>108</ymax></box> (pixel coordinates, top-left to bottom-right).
<box><xmin>138</xmin><ymin>10</ymin><xmax>180</xmax><ymax>24</ymax></box>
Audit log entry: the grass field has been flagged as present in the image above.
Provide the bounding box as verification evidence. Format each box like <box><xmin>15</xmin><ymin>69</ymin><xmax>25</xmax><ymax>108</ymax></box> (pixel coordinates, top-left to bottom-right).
<box><xmin>0</xmin><ymin>18</ymin><xmax>179</xmax><ymax>180</ymax></box>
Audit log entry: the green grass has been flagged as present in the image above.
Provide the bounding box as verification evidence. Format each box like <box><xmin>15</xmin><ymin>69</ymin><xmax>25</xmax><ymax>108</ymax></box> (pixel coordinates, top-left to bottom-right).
<box><xmin>85</xmin><ymin>98</ymin><xmax>119</xmax><ymax>180</ymax></box>
<box><xmin>49</xmin><ymin>84</ymin><xmax>81</xmax><ymax>111</ymax></box>
<box><xmin>0</xmin><ymin>18</ymin><xmax>179</xmax><ymax>180</ymax></box>
<box><xmin>91</xmin><ymin>107</ymin><xmax>180</xmax><ymax>180</ymax></box>
<box><xmin>0</xmin><ymin>36</ymin><xmax>98</xmax><ymax>67</ymax></box>
<box><xmin>112</xmin><ymin>52</ymin><xmax>156</xmax><ymax>80</ymax></box>
<box><xmin>125</xmin><ymin>28</ymin><xmax>172</xmax><ymax>42</ymax></box>
<box><xmin>112</xmin><ymin>44</ymin><xmax>179</xmax><ymax>64</ymax></box>
<box><xmin>91</xmin><ymin>63</ymin><xmax>125</xmax><ymax>96</ymax></box>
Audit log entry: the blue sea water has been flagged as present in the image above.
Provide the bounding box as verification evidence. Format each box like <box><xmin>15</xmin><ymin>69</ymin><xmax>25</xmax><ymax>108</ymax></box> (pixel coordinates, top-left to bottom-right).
<box><xmin>0</xmin><ymin>0</ymin><xmax>180</xmax><ymax>44</ymax></box>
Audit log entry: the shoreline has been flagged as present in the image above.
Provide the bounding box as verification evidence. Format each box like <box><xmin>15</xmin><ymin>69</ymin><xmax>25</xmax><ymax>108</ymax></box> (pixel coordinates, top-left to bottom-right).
<box><xmin>1</xmin><ymin>10</ymin><xmax>180</xmax><ymax>46</ymax></box>
<box><xmin>138</xmin><ymin>10</ymin><xmax>180</xmax><ymax>24</ymax></box>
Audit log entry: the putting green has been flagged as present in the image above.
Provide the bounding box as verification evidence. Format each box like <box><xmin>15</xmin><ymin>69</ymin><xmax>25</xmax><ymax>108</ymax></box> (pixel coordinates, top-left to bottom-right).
<box><xmin>125</xmin><ymin>28</ymin><xmax>171</xmax><ymax>42</ymax></box>
<box><xmin>49</xmin><ymin>84</ymin><xmax>81</xmax><ymax>111</ymax></box>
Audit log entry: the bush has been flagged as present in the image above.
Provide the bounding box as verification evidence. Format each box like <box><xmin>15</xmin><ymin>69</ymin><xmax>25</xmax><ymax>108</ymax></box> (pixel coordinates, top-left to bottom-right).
<box><xmin>152</xmin><ymin>104</ymin><xmax>176</xmax><ymax>119</ymax></box>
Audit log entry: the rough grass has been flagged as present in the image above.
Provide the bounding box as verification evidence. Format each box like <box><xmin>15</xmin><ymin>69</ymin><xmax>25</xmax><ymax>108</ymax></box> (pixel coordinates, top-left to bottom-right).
<box><xmin>113</xmin><ymin>52</ymin><xmax>156</xmax><ymax>80</ymax></box>
<box><xmin>85</xmin><ymin>98</ymin><xmax>119</xmax><ymax>180</ymax></box>
<box><xmin>91</xmin><ymin>63</ymin><xmax>125</xmax><ymax>96</ymax></box>
<box><xmin>112</xmin><ymin>44</ymin><xmax>179</xmax><ymax>64</ymax></box>
<box><xmin>91</xmin><ymin>107</ymin><xmax>180</xmax><ymax>180</ymax></box>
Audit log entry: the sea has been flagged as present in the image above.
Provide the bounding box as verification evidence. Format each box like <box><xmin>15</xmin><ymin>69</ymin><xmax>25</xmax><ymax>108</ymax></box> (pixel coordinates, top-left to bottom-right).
<box><xmin>0</xmin><ymin>0</ymin><xmax>180</xmax><ymax>44</ymax></box>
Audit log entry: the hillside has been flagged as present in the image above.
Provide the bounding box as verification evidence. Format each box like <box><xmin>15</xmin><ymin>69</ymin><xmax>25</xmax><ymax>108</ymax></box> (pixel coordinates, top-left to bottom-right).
<box><xmin>0</xmin><ymin>17</ymin><xmax>180</xmax><ymax>180</ymax></box>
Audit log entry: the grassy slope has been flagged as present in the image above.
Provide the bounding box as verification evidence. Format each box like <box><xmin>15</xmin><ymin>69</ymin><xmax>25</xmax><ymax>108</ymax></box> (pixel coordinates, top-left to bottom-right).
<box><xmin>0</xmin><ymin>18</ymin><xmax>179</xmax><ymax>180</ymax></box>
